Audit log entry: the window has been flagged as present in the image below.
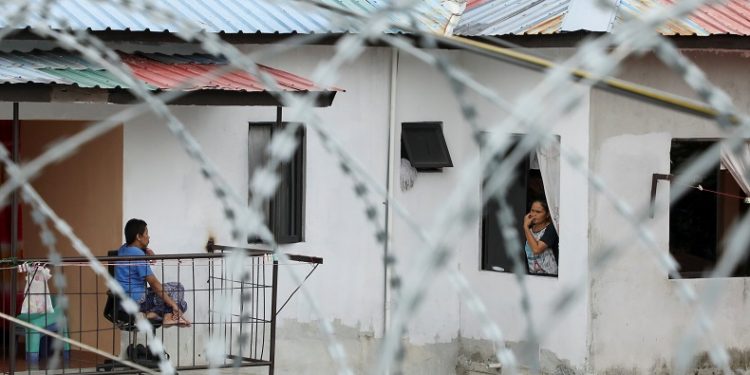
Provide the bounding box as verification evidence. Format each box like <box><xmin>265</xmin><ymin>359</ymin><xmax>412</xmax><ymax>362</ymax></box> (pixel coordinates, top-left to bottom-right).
<box><xmin>481</xmin><ymin>134</ymin><xmax>560</xmax><ymax>277</ymax></box>
<box><xmin>669</xmin><ymin>139</ymin><xmax>749</xmax><ymax>278</ymax></box>
<box><xmin>401</xmin><ymin>122</ymin><xmax>453</xmax><ymax>171</ymax></box>
<box><xmin>248</xmin><ymin>122</ymin><xmax>305</xmax><ymax>244</ymax></box>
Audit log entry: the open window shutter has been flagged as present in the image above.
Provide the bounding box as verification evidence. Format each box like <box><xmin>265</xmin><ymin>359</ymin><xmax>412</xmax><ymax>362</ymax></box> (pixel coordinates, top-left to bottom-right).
<box><xmin>401</xmin><ymin>122</ymin><xmax>453</xmax><ymax>170</ymax></box>
<box><xmin>482</xmin><ymin>134</ymin><xmax>528</xmax><ymax>272</ymax></box>
<box><xmin>248</xmin><ymin>123</ymin><xmax>273</xmax><ymax>243</ymax></box>
<box><xmin>273</xmin><ymin>125</ymin><xmax>304</xmax><ymax>244</ymax></box>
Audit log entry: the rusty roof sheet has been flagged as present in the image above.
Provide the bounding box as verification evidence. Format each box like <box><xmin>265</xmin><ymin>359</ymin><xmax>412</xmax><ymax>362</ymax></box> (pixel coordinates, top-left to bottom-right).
<box><xmin>616</xmin><ymin>0</ymin><xmax>750</xmax><ymax>36</ymax></box>
<box><xmin>122</xmin><ymin>53</ymin><xmax>334</xmax><ymax>92</ymax></box>
<box><xmin>0</xmin><ymin>50</ymin><xmax>341</xmax><ymax>93</ymax></box>
<box><xmin>456</xmin><ymin>0</ymin><xmax>750</xmax><ymax>36</ymax></box>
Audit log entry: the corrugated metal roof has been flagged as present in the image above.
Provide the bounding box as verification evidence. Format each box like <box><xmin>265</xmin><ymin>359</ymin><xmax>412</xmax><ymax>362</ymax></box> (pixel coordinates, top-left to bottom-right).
<box><xmin>39</xmin><ymin>68</ymin><xmax>140</xmax><ymax>89</ymax></box>
<box><xmin>0</xmin><ymin>0</ymin><xmax>460</xmax><ymax>35</ymax></box>
<box><xmin>0</xmin><ymin>50</ymin><xmax>87</xmax><ymax>84</ymax></box>
<box><xmin>144</xmin><ymin>53</ymin><xmax>228</xmax><ymax>65</ymax></box>
<box><xmin>0</xmin><ymin>50</ymin><xmax>93</xmax><ymax>69</ymax></box>
<box><xmin>2</xmin><ymin>0</ymin><xmax>746</xmax><ymax>38</ymax></box>
<box><xmin>454</xmin><ymin>0</ymin><xmax>572</xmax><ymax>35</ymax></box>
<box><xmin>122</xmin><ymin>53</ymin><xmax>329</xmax><ymax>92</ymax></box>
<box><xmin>615</xmin><ymin>0</ymin><xmax>750</xmax><ymax>36</ymax></box>
<box><xmin>456</xmin><ymin>0</ymin><xmax>750</xmax><ymax>36</ymax></box>
<box><xmin>0</xmin><ymin>0</ymin><xmax>341</xmax><ymax>34</ymax></box>
<box><xmin>0</xmin><ymin>65</ymin><xmax>68</xmax><ymax>85</ymax></box>
<box><xmin>0</xmin><ymin>50</ymin><xmax>341</xmax><ymax>93</ymax></box>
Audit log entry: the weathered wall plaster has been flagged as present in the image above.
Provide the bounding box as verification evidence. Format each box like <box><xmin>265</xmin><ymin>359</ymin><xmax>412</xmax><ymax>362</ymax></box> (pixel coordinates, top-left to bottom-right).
<box><xmin>588</xmin><ymin>51</ymin><xmax>750</xmax><ymax>374</ymax></box>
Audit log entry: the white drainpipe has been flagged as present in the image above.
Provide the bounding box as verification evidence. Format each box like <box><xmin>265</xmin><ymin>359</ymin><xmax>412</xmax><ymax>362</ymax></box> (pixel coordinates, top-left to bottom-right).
<box><xmin>384</xmin><ymin>47</ymin><xmax>399</xmax><ymax>340</ymax></box>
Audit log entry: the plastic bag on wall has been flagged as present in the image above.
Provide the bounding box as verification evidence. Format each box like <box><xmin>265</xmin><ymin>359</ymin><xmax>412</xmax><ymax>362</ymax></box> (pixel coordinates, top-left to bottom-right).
<box><xmin>18</xmin><ymin>263</ymin><xmax>54</xmax><ymax>314</ymax></box>
<box><xmin>400</xmin><ymin>158</ymin><xmax>417</xmax><ymax>191</ymax></box>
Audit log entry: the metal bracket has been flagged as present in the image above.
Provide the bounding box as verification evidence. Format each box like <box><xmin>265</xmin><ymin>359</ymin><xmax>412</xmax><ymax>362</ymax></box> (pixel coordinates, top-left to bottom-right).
<box><xmin>276</xmin><ymin>263</ymin><xmax>319</xmax><ymax>316</ymax></box>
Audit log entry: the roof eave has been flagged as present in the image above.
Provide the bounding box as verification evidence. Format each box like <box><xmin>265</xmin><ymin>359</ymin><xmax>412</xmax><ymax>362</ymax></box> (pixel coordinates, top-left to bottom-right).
<box><xmin>2</xmin><ymin>28</ymin><xmax>347</xmax><ymax>45</ymax></box>
<box><xmin>0</xmin><ymin>84</ymin><xmax>338</xmax><ymax>107</ymax></box>
<box><xmin>455</xmin><ymin>31</ymin><xmax>750</xmax><ymax>50</ymax></box>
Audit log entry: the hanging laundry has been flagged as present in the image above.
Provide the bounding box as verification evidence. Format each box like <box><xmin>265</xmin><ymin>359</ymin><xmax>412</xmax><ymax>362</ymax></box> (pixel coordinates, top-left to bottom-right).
<box><xmin>17</xmin><ymin>263</ymin><xmax>54</xmax><ymax>314</ymax></box>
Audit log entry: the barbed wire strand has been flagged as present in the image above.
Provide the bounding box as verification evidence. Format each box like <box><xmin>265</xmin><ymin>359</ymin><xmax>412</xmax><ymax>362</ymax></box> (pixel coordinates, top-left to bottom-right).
<box><xmin>0</xmin><ymin>0</ymin><xmax>748</xmax><ymax>375</ymax></box>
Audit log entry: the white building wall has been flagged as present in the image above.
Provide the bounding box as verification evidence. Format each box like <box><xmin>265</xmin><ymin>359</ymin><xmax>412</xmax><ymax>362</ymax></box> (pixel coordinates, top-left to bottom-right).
<box><xmin>454</xmin><ymin>51</ymin><xmax>592</xmax><ymax>370</ymax></box>
<box><xmin>6</xmin><ymin>41</ymin><xmax>750</xmax><ymax>375</ymax></box>
<box><xmin>393</xmin><ymin>49</ymin><xmax>590</xmax><ymax>371</ymax></box>
<box><xmin>589</xmin><ymin>51</ymin><xmax>750</xmax><ymax>374</ymax></box>
<box><xmin>0</xmin><ymin>43</ymin><xmax>591</xmax><ymax>373</ymax></box>
<box><xmin>0</xmin><ymin>44</ymin><xmax>393</xmax><ymax>369</ymax></box>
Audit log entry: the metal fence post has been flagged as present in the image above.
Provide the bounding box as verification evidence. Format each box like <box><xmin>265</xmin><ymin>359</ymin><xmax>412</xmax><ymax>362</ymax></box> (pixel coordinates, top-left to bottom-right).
<box><xmin>269</xmin><ymin>258</ymin><xmax>278</xmax><ymax>375</ymax></box>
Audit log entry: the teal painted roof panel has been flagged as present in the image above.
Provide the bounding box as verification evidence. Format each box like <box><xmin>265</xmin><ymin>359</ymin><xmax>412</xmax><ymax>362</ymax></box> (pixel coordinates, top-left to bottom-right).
<box><xmin>37</xmin><ymin>68</ymin><xmax>143</xmax><ymax>89</ymax></box>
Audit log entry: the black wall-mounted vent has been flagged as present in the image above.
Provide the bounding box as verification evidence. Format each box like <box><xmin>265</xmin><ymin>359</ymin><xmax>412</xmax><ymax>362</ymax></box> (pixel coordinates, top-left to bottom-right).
<box><xmin>401</xmin><ymin>122</ymin><xmax>453</xmax><ymax>170</ymax></box>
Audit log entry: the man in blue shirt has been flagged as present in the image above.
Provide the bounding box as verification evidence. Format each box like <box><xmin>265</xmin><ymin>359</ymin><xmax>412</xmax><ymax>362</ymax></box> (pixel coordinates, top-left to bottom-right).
<box><xmin>115</xmin><ymin>219</ymin><xmax>190</xmax><ymax>327</ymax></box>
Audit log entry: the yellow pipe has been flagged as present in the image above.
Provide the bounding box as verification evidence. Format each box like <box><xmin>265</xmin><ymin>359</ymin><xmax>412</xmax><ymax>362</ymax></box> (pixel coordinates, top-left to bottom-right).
<box><xmin>445</xmin><ymin>35</ymin><xmax>724</xmax><ymax>121</ymax></box>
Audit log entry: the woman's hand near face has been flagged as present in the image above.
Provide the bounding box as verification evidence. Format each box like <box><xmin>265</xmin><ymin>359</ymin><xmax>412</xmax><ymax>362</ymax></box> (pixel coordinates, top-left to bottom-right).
<box><xmin>523</xmin><ymin>213</ymin><xmax>533</xmax><ymax>228</ymax></box>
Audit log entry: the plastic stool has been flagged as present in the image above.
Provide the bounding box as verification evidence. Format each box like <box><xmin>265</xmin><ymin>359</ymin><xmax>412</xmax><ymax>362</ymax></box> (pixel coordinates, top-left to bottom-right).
<box><xmin>16</xmin><ymin>312</ymin><xmax>71</xmax><ymax>363</ymax></box>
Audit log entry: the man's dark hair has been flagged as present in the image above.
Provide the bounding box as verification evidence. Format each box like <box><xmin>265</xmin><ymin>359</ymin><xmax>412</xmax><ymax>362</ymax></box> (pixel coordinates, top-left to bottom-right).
<box><xmin>124</xmin><ymin>218</ymin><xmax>147</xmax><ymax>245</ymax></box>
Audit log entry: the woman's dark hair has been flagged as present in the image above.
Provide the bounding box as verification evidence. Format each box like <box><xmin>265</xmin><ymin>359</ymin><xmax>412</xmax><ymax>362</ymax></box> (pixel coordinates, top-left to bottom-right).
<box><xmin>531</xmin><ymin>199</ymin><xmax>550</xmax><ymax>216</ymax></box>
<box><xmin>124</xmin><ymin>218</ymin><xmax>147</xmax><ymax>245</ymax></box>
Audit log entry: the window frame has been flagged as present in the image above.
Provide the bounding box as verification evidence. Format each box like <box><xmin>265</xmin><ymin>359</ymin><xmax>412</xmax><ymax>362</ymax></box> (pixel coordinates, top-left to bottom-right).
<box><xmin>480</xmin><ymin>133</ymin><xmax>560</xmax><ymax>278</ymax></box>
<box><xmin>668</xmin><ymin>138</ymin><xmax>749</xmax><ymax>278</ymax></box>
